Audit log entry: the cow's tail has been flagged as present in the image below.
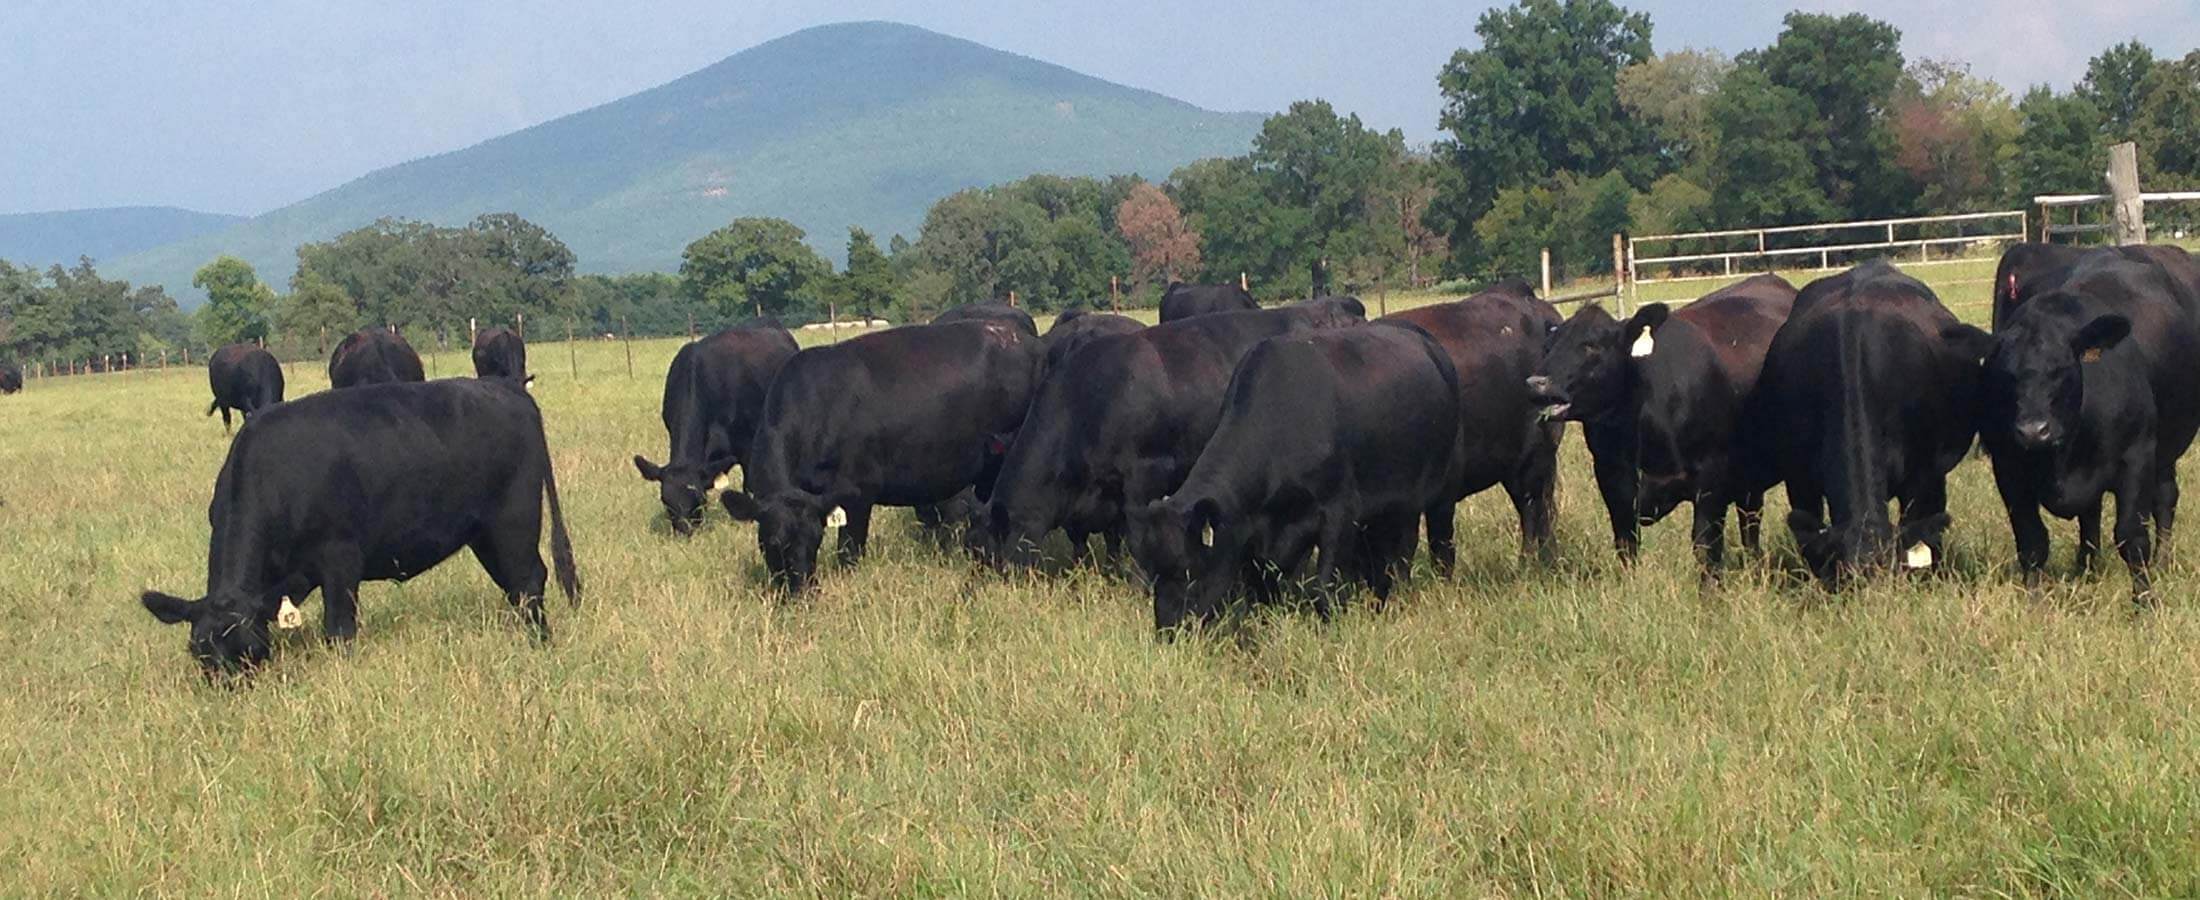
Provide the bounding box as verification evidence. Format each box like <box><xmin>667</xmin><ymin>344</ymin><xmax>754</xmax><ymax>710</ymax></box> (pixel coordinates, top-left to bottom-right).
<box><xmin>543</xmin><ymin>454</ymin><xmax>582</xmax><ymax>606</ymax></box>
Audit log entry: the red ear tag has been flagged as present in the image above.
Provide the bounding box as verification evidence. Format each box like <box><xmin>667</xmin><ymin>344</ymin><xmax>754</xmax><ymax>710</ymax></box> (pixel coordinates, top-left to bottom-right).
<box><xmin>2082</xmin><ymin>348</ymin><xmax>2102</xmax><ymax>364</ymax></box>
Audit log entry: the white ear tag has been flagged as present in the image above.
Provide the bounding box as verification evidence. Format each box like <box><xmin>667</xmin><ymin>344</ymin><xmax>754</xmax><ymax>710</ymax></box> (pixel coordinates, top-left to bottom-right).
<box><xmin>1630</xmin><ymin>330</ymin><xmax>1656</xmax><ymax>358</ymax></box>
<box><xmin>826</xmin><ymin>506</ymin><xmax>849</xmax><ymax>528</ymax></box>
<box><xmin>1904</xmin><ymin>542</ymin><xmax>1933</xmax><ymax>569</ymax></box>
<box><xmin>711</xmin><ymin>471</ymin><xmax>733</xmax><ymax>492</ymax></box>
<box><xmin>276</xmin><ymin>597</ymin><xmax>304</xmax><ymax>630</ymax></box>
<box><xmin>1200</xmin><ymin>522</ymin><xmax>1215</xmax><ymax>549</ymax></box>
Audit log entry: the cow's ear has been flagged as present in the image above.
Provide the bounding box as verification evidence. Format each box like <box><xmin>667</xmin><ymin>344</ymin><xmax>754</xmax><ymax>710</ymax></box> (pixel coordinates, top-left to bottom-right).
<box><xmin>2072</xmin><ymin>314</ymin><xmax>2131</xmax><ymax>360</ymax></box>
<box><xmin>633</xmin><ymin>455</ymin><xmax>663</xmax><ymax>482</ymax></box>
<box><xmin>720</xmin><ymin>491</ymin><xmax>760</xmax><ymax>522</ymax></box>
<box><xmin>1622</xmin><ymin>304</ymin><xmax>1669</xmax><ymax>358</ymax></box>
<box><xmin>701</xmin><ymin>454</ymin><xmax>740</xmax><ymax>477</ymax></box>
<box><xmin>1896</xmin><ymin>512</ymin><xmax>1953</xmax><ymax>549</ymax></box>
<box><xmin>1941</xmin><ymin>324</ymin><xmax>1996</xmax><ymax>365</ymax></box>
<box><xmin>140</xmin><ymin>591</ymin><xmax>200</xmax><ymax>625</ymax></box>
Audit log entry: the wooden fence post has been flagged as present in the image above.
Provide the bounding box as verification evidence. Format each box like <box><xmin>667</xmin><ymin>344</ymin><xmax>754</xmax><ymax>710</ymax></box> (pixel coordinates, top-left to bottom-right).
<box><xmin>567</xmin><ymin>320</ymin><xmax>577</xmax><ymax>382</ymax></box>
<box><xmin>1611</xmin><ymin>234</ymin><xmax>1627</xmax><ymax>313</ymax></box>
<box><xmin>1110</xmin><ymin>276</ymin><xmax>1119</xmax><ymax>312</ymax></box>
<box><xmin>622</xmin><ymin>315</ymin><xmax>634</xmax><ymax>380</ymax></box>
<box><xmin>2109</xmin><ymin>141</ymin><xmax>2146</xmax><ymax>245</ymax></box>
<box><xmin>1539</xmin><ymin>247</ymin><xmax>1552</xmax><ymax>296</ymax></box>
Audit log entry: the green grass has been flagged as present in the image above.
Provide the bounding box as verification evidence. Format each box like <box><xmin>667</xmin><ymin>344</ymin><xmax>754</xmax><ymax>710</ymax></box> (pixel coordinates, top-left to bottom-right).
<box><xmin>5</xmin><ymin>264</ymin><xmax>2199</xmax><ymax>895</ymax></box>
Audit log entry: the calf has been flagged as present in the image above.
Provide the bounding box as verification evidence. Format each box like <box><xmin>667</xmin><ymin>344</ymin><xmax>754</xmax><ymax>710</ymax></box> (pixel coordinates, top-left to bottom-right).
<box><xmin>1042</xmin><ymin>310</ymin><xmax>1144</xmax><ymax>370</ymax></box>
<box><xmin>1127</xmin><ymin>323</ymin><xmax>1461</xmax><ymax>633</ymax></box>
<box><xmin>634</xmin><ymin>319</ymin><xmax>799</xmax><ymax>534</ymax></box>
<box><xmin>1384</xmin><ymin>283</ymin><xmax>1563</xmax><ymax>568</ymax></box>
<box><xmin>1159</xmin><ymin>282</ymin><xmax>1258</xmax><ymax>322</ymax></box>
<box><xmin>975</xmin><ymin>301</ymin><xmax>1365</xmax><ymax>570</ymax></box>
<box><xmin>1530</xmin><ymin>274</ymin><xmax>1795</xmax><ymax>575</ymax></box>
<box><xmin>933</xmin><ymin>301</ymin><xmax>1038</xmax><ymax>336</ymax></box>
<box><xmin>1747</xmin><ymin>260</ymin><xmax>1989</xmax><ymax>586</ymax></box>
<box><xmin>140</xmin><ymin>379</ymin><xmax>580</xmax><ymax>675</ymax></box>
<box><xmin>1974</xmin><ymin>249</ymin><xmax>2200</xmax><ymax>602</ymax></box>
<box><xmin>328</xmin><ymin>328</ymin><xmax>425</xmax><ymax>388</ymax></box>
<box><xmin>472</xmin><ymin>326</ymin><xmax>527</xmax><ymax>379</ymax></box>
<box><xmin>206</xmin><ymin>343</ymin><xmax>285</xmax><ymax>434</ymax></box>
<box><xmin>721</xmin><ymin>320</ymin><xmax>1046</xmax><ymax>592</ymax></box>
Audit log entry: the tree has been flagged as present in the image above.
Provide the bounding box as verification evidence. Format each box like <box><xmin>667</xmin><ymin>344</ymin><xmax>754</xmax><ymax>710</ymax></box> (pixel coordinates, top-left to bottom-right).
<box><xmin>2012</xmin><ymin>87</ymin><xmax>2105</xmax><ymax>198</ymax></box>
<box><xmin>1706</xmin><ymin>66</ymin><xmax>1834</xmax><ymax>227</ymax></box>
<box><xmin>1251</xmin><ymin>100</ymin><xmax>1407</xmax><ymax>295</ymax></box>
<box><xmin>1617</xmin><ymin>49</ymin><xmax>1733</xmax><ymax>172</ymax></box>
<box><xmin>1385</xmin><ymin>154</ymin><xmax>1448</xmax><ymax>289</ymax></box>
<box><xmin>273</xmin><ymin>277</ymin><xmax>360</xmax><ymax>352</ymax></box>
<box><xmin>1890</xmin><ymin>59</ymin><xmax>2020</xmax><ymax>211</ymax></box>
<box><xmin>2135</xmin><ymin>51</ymin><xmax>2200</xmax><ymax>183</ymax></box>
<box><xmin>464</xmin><ymin>213</ymin><xmax>578</xmax><ymax>325</ymax></box>
<box><xmin>1168</xmin><ymin>156</ymin><xmax>1307</xmax><ymax>295</ymax></box>
<box><xmin>1116</xmin><ymin>182</ymin><xmax>1201</xmax><ymax>287</ymax></box>
<box><xmin>1473</xmin><ymin>171</ymin><xmax>1634</xmax><ymax>282</ymax></box>
<box><xmin>192</xmin><ymin>256</ymin><xmax>275</xmax><ymax>347</ymax></box>
<box><xmin>1433</xmin><ymin>0</ymin><xmax>1655</xmax><ymax>271</ymax></box>
<box><xmin>679</xmin><ymin>217</ymin><xmax>833</xmax><ymax>320</ymax></box>
<box><xmin>911</xmin><ymin>191</ymin><xmax>1050</xmax><ymax>306</ymax></box>
<box><xmin>1746</xmin><ymin>12</ymin><xmax>1912</xmax><ymax>218</ymax></box>
<box><xmin>2080</xmin><ymin>41</ymin><xmax>2157</xmax><ymax>141</ymax></box>
<box><xmin>839</xmin><ymin>227</ymin><xmax>896</xmax><ymax>317</ymax></box>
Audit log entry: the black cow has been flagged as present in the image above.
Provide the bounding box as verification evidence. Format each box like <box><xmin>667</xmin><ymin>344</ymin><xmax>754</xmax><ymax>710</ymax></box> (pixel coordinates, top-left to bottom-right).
<box><xmin>1747</xmin><ymin>260</ymin><xmax>1989</xmax><ymax>585</ymax></box>
<box><xmin>633</xmin><ymin>319</ymin><xmax>799</xmax><ymax>534</ymax></box>
<box><xmin>472</xmin><ymin>326</ymin><xmax>527</xmax><ymax>379</ymax></box>
<box><xmin>1974</xmin><ymin>249</ymin><xmax>2200</xmax><ymax>602</ymax></box>
<box><xmin>1301</xmin><ymin>295</ymin><xmax>1368</xmax><ymax>320</ymax></box>
<box><xmin>1</xmin><ymin>362</ymin><xmax>21</xmax><ymax>395</ymax></box>
<box><xmin>139</xmin><ymin>379</ymin><xmax>580</xmax><ymax>675</ymax></box>
<box><xmin>1159</xmin><ymin>282</ymin><xmax>1258</xmax><ymax>322</ymax></box>
<box><xmin>933</xmin><ymin>302</ymin><xmax>1038</xmax><ymax>336</ymax></box>
<box><xmin>206</xmin><ymin>343</ymin><xmax>285</xmax><ymax>434</ymax></box>
<box><xmin>328</xmin><ymin>328</ymin><xmax>426</xmax><ymax>388</ymax></box>
<box><xmin>1127</xmin><ymin>323</ymin><xmax>1461</xmax><ymax>632</ymax></box>
<box><xmin>721</xmin><ymin>320</ymin><xmax>1046</xmax><ymax>592</ymax></box>
<box><xmin>1042</xmin><ymin>310</ymin><xmax>1144</xmax><ymax>370</ymax></box>
<box><xmin>1384</xmin><ymin>283</ymin><xmax>1564</xmax><ymax>568</ymax></box>
<box><xmin>1993</xmin><ymin>242</ymin><xmax>2200</xmax><ymax>329</ymax></box>
<box><xmin>1530</xmin><ymin>274</ymin><xmax>1796</xmax><ymax>576</ymax></box>
<box><xmin>976</xmin><ymin>301</ymin><xmax>1366</xmax><ymax>570</ymax></box>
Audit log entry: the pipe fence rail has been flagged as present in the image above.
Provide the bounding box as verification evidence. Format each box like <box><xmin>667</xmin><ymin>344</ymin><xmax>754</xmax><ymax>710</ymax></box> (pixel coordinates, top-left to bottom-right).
<box><xmin>1628</xmin><ymin>210</ymin><xmax>2028</xmax><ymax>300</ymax></box>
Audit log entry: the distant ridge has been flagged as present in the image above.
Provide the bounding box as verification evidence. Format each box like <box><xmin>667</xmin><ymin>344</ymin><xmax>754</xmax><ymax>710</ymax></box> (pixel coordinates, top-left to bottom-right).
<box><xmin>103</xmin><ymin>21</ymin><xmax>1266</xmax><ymax>303</ymax></box>
<box><xmin>0</xmin><ymin>207</ymin><xmax>244</xmax><ymax>271</ymax></box>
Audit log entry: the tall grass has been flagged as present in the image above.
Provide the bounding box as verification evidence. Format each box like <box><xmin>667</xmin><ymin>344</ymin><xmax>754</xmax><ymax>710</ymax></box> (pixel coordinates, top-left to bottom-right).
<box><xmin>2</xmin><ymin>271</ymin><xmax>2196</xmax><ymax>895</ymax></box>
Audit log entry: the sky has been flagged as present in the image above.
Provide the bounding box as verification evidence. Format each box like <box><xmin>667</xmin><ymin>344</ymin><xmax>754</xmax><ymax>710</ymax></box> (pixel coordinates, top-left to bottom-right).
<box><xmin>4</xmin><ymin>0</ymin><xmax>2195</xmax><ymax>217</ymax></box>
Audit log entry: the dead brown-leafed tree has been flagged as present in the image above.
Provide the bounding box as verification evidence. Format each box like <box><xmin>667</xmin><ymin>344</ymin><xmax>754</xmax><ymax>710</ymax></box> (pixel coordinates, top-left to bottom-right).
<box><xmin>1116</xmin><ymin>183</ymin><xmax>1202</xmax><ymax>288</ymax></box>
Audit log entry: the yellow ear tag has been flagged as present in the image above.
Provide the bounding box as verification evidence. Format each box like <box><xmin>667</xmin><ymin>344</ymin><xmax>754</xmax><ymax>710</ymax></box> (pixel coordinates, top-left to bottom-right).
<box><xmin>711</xmin><ymin>471</ymin><xmax>733</xmax><ymax>492</ymax></box>
<box><xmin>276</xmin><ymin>597</ymin><xmax>304</xmax><ymax>630</ymax></box>
<box><xmin>2082</xmin><ymin>347</ymin><xmax>2103</xmax><ymax>363</ymax></box>
<box><xmin>826</xmin><ymin>506</ymin><xmax>849</xmax><ymax>528</ymax></box>
<box><xmin>1630</xmin><ymin>330</ymin><xmax>1656</xmax><ymax>358</ymax></box>
<box><xmin>1200</xmin><ymin>523</ymin><xmax>1215</xmax><ymax>549</ymax></box>
<box><xmin>1903</xmin><ymin>543</ymin><xmax>1933</xmax><ymax>569</ymax></box>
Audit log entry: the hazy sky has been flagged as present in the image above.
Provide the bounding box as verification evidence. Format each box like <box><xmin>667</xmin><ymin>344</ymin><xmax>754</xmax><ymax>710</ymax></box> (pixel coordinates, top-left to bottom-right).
<box><xmin>5</xmin><ymin>0</ymin><xmax>2194</xmax><ymax>217</ymax></box>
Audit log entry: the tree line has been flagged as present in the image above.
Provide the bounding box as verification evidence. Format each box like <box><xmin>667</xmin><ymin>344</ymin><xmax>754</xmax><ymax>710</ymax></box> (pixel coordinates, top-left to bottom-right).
<box><xmin>5</xmin><ymin>0</ymin><xmax>2193</xmax><ymax>367</ymax></box>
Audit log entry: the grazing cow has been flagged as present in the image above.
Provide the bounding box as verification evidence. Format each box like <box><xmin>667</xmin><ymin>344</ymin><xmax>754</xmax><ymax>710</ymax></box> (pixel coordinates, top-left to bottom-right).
<box><xmin>1529</xmin><ymin>274</ymin><xmax>1796</xmax><ymax>575</ymax></box>
<box><xmin>1127</xmin><ymin>323</ymin><xmax>1462</xmax><ymax>632</ymax></box>
<box><xmin>139</xmin><ymin>379</ymin><xmax>580</xmax><ymax>675</ymax></box>
<box><xmin>472</xmin><ymin>326</ymin><xmax>527</xmax><ymax>379</ymax></box>
<box><xmin>633</xmin><ymin>319</ymin><xmax>799</xmax><ymax>534</ymax></box>
<box><xmin>1747</xmin><ymin>260</ymin><xmax>1989</xmax><ymax>586</ymax></box>
<box><xmin>328</xmin><ymin>328</ymin><xmax>425</xmax><ymax>388</ymax></box>
<box><xmin>0</xmin><ymin>362</ymin><xmax>21</xmax><ymax>395</ymax></box>
<box><xmin>976</xmin><ymin>301</ymin><xmax>1366</xmax><ymax>570</ymax></box>
<box><xmin>1042</xmin><ymin>309</ymin><xmax>1144</xmax><ymax>370</ymax></box>
<box><xmin>206</xmin><ymin>343</ymin><xmax>285</xmax><ymax>434</ymax></box>
<box><xmin>1159</xmin><ymin>282</ymin><xmax>1258</xmax><ymax>322</ymax></box>
<box><xmin>721</xmin><ymin>320</ymin><xmax>1046</xmax><ymax>592</ymax></box>
<box><xmin>1973</xmin><ymin>249</ymin><xmax>2200</xmax><ymax>602</ymax></box>
<box><xmin>1383</xmin><ymin>282</ymin><xmax>1565</xmax><ymax>568</ymax></box>
<box><xmin>933</xmin><ymin>301</ymin><xmax>1038</xmax><ymax>336</ymax></box>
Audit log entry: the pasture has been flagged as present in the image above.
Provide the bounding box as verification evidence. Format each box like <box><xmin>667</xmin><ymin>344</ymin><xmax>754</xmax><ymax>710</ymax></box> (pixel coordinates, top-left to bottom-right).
<box><xmin>4</xmin><ymin>259</ymin><xmax>2199</xmax><ymax>895</ymax></box>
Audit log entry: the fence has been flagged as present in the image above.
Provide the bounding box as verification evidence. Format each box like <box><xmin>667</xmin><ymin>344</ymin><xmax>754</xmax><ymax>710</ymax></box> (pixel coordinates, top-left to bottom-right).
<box><xmin>2034</xmin><ymin>191</ymin><xmax>2200</xmax><ymax>242</ymax></box>
<box><xmin>1626</xmin><ymin>210</ymin><xmax>2029</xmax><ymax>303</ymax></box>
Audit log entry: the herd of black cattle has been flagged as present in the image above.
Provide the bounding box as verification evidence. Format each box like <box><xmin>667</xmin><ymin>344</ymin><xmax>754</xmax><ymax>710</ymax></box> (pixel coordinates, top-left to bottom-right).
<box><xmin>104</xmin><ymin>248</ymin><xmax>2200</xmax><ymax>674</ymax></box>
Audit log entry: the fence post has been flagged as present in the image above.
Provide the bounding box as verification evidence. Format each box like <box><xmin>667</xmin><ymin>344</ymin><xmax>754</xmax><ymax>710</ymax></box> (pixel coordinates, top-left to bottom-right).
<box><xmin>1539</xmin><ymin>247</ymin><xmax>1551</xmax><ymax>296</ymax></box>
<box><xmin>567</xmin><ymin>320</ymin><xmax>577</xmax><ymax>382</ymax></box>
<box><xmin>622</xmin><ymin>315</ymin><xmax>634</xmax><ymax>380</ymax></box>
<box><xmin>1611</xmin><ymin>234</ymin><xmax>1627</xmax><ymax>314</ymax></box>
<box><xmin>688</xmin><ymin>313</ymin><xmax>696</xmax><ymax>339</ymax></box>
<box><xmin>1110</xmin><ymin>276</ymin><xmax>1119</xmax><ymax>312</ymax></box>
<box><xmin>2110</xmin><ymin>141</ymin><xmax>2146</xmax><ymax>245</ymax></box>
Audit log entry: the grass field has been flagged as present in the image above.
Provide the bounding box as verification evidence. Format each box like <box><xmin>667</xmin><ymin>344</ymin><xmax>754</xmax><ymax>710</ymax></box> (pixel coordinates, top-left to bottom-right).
<box><xmin>5</xmin><ymin>260</ymin><xmax>2199</xmax><ymax>895</ymax></box>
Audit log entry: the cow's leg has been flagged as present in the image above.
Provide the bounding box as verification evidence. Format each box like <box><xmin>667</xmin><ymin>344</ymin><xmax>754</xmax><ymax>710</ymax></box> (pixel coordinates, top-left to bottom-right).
<box><xmin>1991</xmin><ymin>459</ymin><xmax>2051</xmax><ymax>585</ymax></box>
<box><xmin>1899</xmin><ymin>478</ymin><xmax>1952</xmax><ymax>571</ymax></box>
<box><xmin>2075</xmin><ymin>501</ymin><xmax>2103</xmax><ymax>575</ymax></box>
<box><xmin>1504</xmin><ymin>449</ymin><xmax>1559</xmax><ymax>563</ymax></box>
<box><xmin>1065</xmin><ymin>528</ymin><xmax>1092</xmax><ymax>568</ymax></box>
<box><xmin>2117</xmin><ymin>466</ymin><xmax>2158</xmax><ymax>605</ymax></box>
<box><xmin>1359</xmin><ymin>514</ymin><xmax>1419</xmax><ymax>608</ymax></box>
<box><xmin>1309</xmin><ymin>516</ymin><xmax>1356</xmax><ymax>622</ymax></box>
<box><xmin>220</xmin><ymin>406</ymin><xmax>233</xmax><ymax>435</ymax></box>
<box><xmin>1737</xmin><ymin>490</ymin><xmax>1765</xmax><ymax>556</ymax></box>
<box><xmin>836</xmin><ymin>503</ymin><xmax>874</xmax><ymax>566</ymax></box>
<box><xmin>471</xmin><ymin>530</ymin><xmax>551</xmax><ymax>641</ymax></box>
<box><xmin>2154</xmin><ymin>469</ymin><xmax>2178</xmax><ymax>559</ymax></box>
<box><xmin>1101</xmin><ymin>528</ymin><xmax>1124</xmax><ymax>567</ymax></box>
<box><xmin>315</xmin><ymin>548</ymin><xmax>365</xmax><ymax>645</ymax></box>
<box><xmin>1590</xmin><ymin>449</ymin><xmax>1641</xmax><ymax>563</ymax></box>
<box><xmin>1691</xmin><ymin>493</ymin><xmax>1729</xmax><ymax>583</ymax></box>
<box><xmin>1423</xmin><ymin>502</ymin><xmax>1457</xmax><ymax>578</ymax></box>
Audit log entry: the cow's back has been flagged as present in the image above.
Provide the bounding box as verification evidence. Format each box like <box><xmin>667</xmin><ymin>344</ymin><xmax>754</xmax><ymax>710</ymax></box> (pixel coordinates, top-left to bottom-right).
<box><xmin>1672</xmin><ymin>273</ymin><xmax>1797</xmax><ymax>394</ymax></box>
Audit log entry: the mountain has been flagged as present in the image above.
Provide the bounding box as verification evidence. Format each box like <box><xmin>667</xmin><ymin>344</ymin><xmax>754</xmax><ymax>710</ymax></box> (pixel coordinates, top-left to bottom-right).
<box><xmin>0</xmin><ymin>207</ymin><xmax>244</xmax><ymax>271</ymax></box>
<box><xmin>106</xmin><ymin>22</ymin><xmax>1266</xmax><ymax>303</ymax></box>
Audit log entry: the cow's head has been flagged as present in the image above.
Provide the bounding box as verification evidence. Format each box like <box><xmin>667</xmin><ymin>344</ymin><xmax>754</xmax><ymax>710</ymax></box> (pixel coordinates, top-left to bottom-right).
<box><xmin>634</xmin><ymin>453</ymin><xmax>738</xmax><ymax>535</ymax></box>
<box><xmin>1529</xmin><ymin>303</ymin><xmax>1664</xmax><ymax>422</ymax></box>
<box><xmin>1127</xmin><ymin>496</ymin><xmax>1233</xmax><ymax>636</ymax></box>
<box><xmin>1960</xmin><ymin>300</ymin><xmax>2124</xmax><ymax>451</ymax></box>
<box><xmin>140</xmin><ymin>589</ymin><xmax>273</xmax><ymax>676</ymax></box>
<box><xmin>1786</xmin><ymin>509</ymin><xmax>1951</xmax><ymax>587</ymax></box>
<box><xmin>721</xmin><ymin>489</ymin><xmax>828</xmax><ymax>593</ymax></box>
